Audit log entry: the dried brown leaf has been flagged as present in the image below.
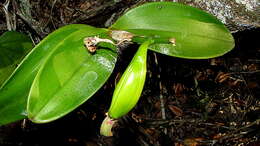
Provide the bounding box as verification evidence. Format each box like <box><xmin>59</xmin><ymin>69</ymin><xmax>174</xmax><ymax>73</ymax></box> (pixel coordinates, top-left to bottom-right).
<box><xmin>173</xmin><ymin>83</ymin><xmax>186</xmax><ymax>95</ymax></box>
<box><xmin>215</xmin><ymin>72</ymin><xmax>230</xmax><ymax>83</ymax></box>
<box><xmin>247</xmin><ymin>81</ymin><xmax>259</xmax><ymax>89</ymax></box>
<box><xmin>247</xmin><ymin>64</ymin><xmax>258</xmax><ymax>71</ymax></box>
<box><xmin>168</xmin><ymin>105</ymin><xmax>183</xmax><ymax>116</ymax></box>
<box><xmin>183</xmin><ymin>138</ymin><xmax>204</xmax><ymax>146</ymax></box>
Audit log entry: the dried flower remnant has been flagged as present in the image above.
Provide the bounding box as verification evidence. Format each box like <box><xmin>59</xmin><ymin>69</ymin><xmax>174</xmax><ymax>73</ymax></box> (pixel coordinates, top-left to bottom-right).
<box><xmin>110</xmin><ymin>30</ymin><xmax>134</xmax><ymax>45</ymax></box>
<box><xmin>169</xmin><ymin>38</ymin><xmax>176</xmax><ymax>46</ymax></box>
<box><xmin>84</xmin><ymin>36</ymin><xmax>115</xmax><ymax>53</ymax></box>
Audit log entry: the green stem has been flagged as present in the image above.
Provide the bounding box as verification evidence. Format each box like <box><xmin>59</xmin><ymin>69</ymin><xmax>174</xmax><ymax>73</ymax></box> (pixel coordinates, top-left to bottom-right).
<box><xmin>100</xmin><ymin>115</ymin><xmax>116</xmax><ymax>136</ymax></box>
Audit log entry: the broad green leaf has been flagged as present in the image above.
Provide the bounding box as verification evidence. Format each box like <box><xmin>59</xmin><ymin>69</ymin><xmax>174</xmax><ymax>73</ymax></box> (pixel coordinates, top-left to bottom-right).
<box><xmin>111</xmin><ymin>2</ymin><xmax>234</xmax><ymax>59</ymax></box>
<box><xmin>27</xmin><ymin>30</ymin><xmax>117</xmax><ymax>123</ymax></box>
<box><xmin>0</xmin><ymin>24</ymin><xmax>105</xmax><ymax>125</ymax></box>
<box><xmin>0</xmin><ymin>31</ymin><xmax>33</xmax><ymax>86</ymax></box>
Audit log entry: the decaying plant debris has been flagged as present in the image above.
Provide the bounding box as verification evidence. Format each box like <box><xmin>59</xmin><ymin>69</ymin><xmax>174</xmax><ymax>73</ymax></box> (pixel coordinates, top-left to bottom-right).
<box><xmin>0</xmin><ymin>0</ymin><xmax>259</xmax><ymax>145</ymax></box>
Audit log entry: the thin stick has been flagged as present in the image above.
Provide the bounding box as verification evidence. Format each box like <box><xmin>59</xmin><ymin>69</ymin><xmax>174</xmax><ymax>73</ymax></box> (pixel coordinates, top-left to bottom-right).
<box><xmin>2</xmin><ymin>0</ymin><xmax>12</xmax><ymax>31</ymax></box>
<box><xmin>153</xmin><ymin>52</ymin><xmax>167</xmax><ymax>134</ymax></box>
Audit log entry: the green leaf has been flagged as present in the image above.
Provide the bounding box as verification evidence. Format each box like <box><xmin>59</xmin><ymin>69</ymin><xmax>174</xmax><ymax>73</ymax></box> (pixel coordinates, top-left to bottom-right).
<box><xmin>0</xmin><ymin>31</ymin><xmax>33</xmax><ymax>86</ymax></box>
<box><xmin>27</xmin><ymin>30</ymin><xmax>117</xmax><ymax>123</ymax></box>
<box><xmin>111</xmin><ymin>2</ymin><xmax>234</xmax><ymax>59</ymax></box>
<box><xmin>0</xmin><ymin>24</ymin><xmax>105</xmax><ymax>125</ymax></box>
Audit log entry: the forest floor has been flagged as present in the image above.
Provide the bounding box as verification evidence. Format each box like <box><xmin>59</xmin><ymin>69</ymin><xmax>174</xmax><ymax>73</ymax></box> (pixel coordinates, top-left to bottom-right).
<box><xmin>0</xmin><ymin>0</ymin><xmax>259</xmax><ymax>146</ymax></box>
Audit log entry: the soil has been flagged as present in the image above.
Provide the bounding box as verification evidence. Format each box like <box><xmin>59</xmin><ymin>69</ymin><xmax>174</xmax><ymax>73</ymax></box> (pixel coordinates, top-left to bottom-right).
<box><xmin>0</xmin><ymin>0</ymin><xmax>259</xmax><ymax>146</ymax></box>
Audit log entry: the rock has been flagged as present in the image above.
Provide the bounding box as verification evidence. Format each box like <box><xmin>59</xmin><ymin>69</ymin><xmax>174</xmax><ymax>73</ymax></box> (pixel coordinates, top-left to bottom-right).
<box><xmin>167</xmin><ymin>0</ymin><xmax>260</xmax><ymax>32</ymax></box>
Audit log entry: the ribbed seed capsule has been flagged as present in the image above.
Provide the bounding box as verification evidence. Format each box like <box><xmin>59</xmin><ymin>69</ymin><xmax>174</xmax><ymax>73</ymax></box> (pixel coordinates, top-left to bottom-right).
<box><xmin>100</xmin><ymin>40</ymin><xmax>153</xmax><ymax>136</ymax></box>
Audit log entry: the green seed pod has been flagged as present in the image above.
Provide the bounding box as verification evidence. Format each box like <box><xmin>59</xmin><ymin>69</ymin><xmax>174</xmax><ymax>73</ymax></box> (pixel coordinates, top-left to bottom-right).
<box><xmin>108</xmin><ymin>40</ymin><xmax>153</xmax><ymax>119</ymax></box>
<box><xmin>100</xmin><ymin>40</ymin><xmax>153</xmax><ymax>136</ymax></box>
